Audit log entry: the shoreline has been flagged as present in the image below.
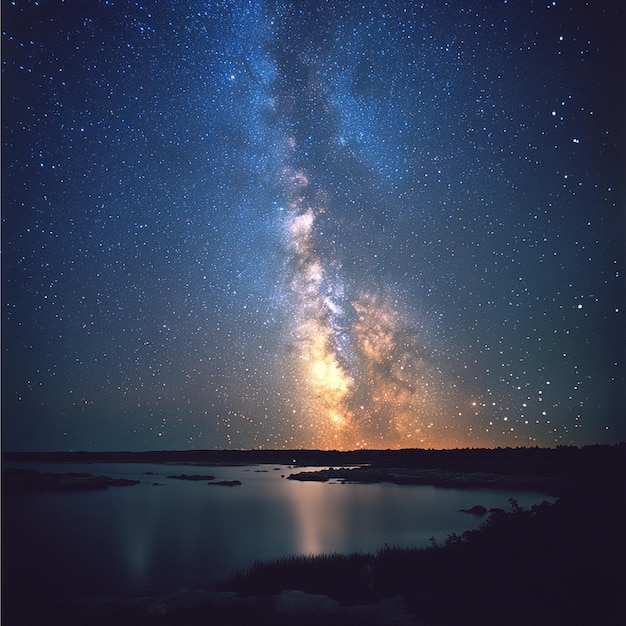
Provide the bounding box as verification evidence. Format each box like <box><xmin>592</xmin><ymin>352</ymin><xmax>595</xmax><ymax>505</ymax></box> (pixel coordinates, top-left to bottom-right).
<box><xmin>3</xmin><ymin>444</ymin><xmax>624</xmax><ymax>625</ymax></box>
<box><xmin>4</xmin><ymin>442</ymin><xmax>623</xmax><ymax>471</ymax></box>
<box><xmin>287</xmin><ymin>466</ymin><xmax>561</xmax><ymax>494</ymax></box>
<box><xmin>1</xmin><ymin>463</ymin><xmax>559</xmax><ymax>496</ymax></box>
<box><xmin>5</xmin><ymin>443</ymin><xmax>624</xmax><ymax>496</ymax></box>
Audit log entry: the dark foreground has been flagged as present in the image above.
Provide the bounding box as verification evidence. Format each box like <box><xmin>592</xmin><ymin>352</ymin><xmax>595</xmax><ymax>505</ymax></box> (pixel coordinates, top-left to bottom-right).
<box><xmin>2</xmin><ymin>444</ymin><xmax>625</xmax><ymax>625</ymax></box>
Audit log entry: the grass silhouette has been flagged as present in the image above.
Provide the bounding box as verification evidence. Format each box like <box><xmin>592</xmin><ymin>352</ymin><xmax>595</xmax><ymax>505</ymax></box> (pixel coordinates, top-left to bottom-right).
<box><xmin>220</xmin><ymin>475</ymin><xmax>625</xmax><ymax>625</ymax></box>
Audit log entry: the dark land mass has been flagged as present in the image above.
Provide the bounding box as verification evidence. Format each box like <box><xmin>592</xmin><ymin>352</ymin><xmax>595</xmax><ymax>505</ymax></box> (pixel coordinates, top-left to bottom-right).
<box><xmin>217</xmin><ymin>482</ymin><xmax>626</xmax><ymax>626</ymax></box>
<box><xmin>3</xmin><ymin>443</ymin><xmax>624</xmax><ymax>476</ymax></box>
<box><xmin>2</xmin><ymin>443</ymin><xmax>625</xmax><ymax>625</ymax></box>
<box><xmin>1</xmin><ymin>469</ymin><xmax>243</xmax><ymax>493</ymax></box>
<box><xmin>167</xmin><ymin>473</ymin><xmax>216</xmax><ymax>481</ymax></box>
<box><xmin>287</xmin><ymin>466</ymin><xmax>560</xmax><ymax>493</ymax></box>
<box><xmin>4</xmin><ymin>443</ymin><xmax>625</xmax><ymax>495</ymax></box>
<box><xmin>1</xmin><ymin>467</ymin><xmax>140</xmax><ymax>493</ymax></box>
<box><xmin>2</xmin><ymin>444</ymin><xmax>619</xmax><ymax>474</ymax></box>
<box><xmin>207</xmin><ymin>479</ymin><xmax>242</xmax><ymax>486</ymax></box>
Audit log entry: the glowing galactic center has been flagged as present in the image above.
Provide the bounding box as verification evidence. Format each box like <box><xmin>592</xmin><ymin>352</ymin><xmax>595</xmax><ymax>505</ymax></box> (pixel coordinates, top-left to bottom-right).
<box><xmin>281</xmin><ymin>158</ymin><xmax>442</xmax><ymax>450</ymax></box>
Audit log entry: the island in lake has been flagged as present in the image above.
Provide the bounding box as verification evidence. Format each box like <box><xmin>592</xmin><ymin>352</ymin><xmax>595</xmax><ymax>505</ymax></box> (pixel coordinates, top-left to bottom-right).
<box><xmin>2</xmin><ymin>444</ymin><xmax>624</xmax><ymax>626</ymax></box>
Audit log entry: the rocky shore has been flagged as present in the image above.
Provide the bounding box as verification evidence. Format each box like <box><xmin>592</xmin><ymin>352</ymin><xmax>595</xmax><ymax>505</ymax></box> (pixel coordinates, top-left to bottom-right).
<box><xmin>2</xmin><ymin>467</ymin><xmax>140</xmax><ymax>493</ymax></box>
<box><xmin>287</xmin><ymin>466</ymin><xmax>560</xmax><ymax>493</ymax></box>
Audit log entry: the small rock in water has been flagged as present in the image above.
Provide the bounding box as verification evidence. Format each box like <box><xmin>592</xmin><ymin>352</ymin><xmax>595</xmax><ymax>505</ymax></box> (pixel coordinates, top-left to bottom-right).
<box><xmin>460</xmin><ymin>505</ymin><xmax>488</xmax><ymax>515</ymax></box>
<box><xmin>167</xmin><ymin>474</ymin><xmax>216</xmax><ymax>481</ymax></box>
<box><xmin>207</xmin><ymin>480</ymin><xmax>242</xmax><ymax>487</ymax></box>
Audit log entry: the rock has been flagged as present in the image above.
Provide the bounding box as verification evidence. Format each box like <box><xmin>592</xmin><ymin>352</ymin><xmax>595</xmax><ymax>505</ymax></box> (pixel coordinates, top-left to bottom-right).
<box><xmin>207</xmin><ymin>480</ymin><xmax>242</xmax><ymax>487</ymax></box>
<box><xmin>105</xmin><ymin>477</ymin><xmax>142</xmax><ymax>487</ymax></box>
<box><xmin>272</xmin><ymin>591</ymin><xmax>417</xmax><ymax>625</ymax></box>
<box><xmin>345</xmin><ymin>595</ymin><xmax>418</xmax><ymax>626</ymax></box>
<box><xmin>273</xmin><ymin>590</ymin><xmax>341</xmax><ymax>617</ymax></box>
<box><xmin>2</xmin><ymin>468</ymin><xmax>139</xmax><ymax>493</ymax></box>
<box><xmin>286</xmin><ymin>466</ymin><xmax>557</xmax><ymax>492</ymax></box>
<box><xmin>460</xmin><ymin>505</ymin><xmax>488</xmax><ymax>515</ymax></box>
<box><xmin>167</xmin><ymin>474</ymin><xmax>216</xmax><ymax>481</ymax></box>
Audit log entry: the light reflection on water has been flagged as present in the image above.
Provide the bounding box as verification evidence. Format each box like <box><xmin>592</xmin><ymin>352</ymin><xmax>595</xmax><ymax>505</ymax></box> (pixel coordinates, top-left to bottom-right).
<box><xmin>3</xmin><ymin>463</ymin><xmax>554</xmax><ymax>598</ymax></box>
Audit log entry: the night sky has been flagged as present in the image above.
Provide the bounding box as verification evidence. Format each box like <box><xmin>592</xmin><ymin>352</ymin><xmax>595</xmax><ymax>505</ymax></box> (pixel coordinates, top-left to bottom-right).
<box><xmin>2</xmin><ymin>0</ymin><xmax>625</xmax><ymax>452</ymax></box>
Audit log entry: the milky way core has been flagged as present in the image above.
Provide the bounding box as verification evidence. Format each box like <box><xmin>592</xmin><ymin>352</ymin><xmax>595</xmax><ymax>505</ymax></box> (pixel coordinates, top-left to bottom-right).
<box><xmin>2</xmin><ymin>1</ymin><xmax>624</xmax><ymax>451</ymax></box>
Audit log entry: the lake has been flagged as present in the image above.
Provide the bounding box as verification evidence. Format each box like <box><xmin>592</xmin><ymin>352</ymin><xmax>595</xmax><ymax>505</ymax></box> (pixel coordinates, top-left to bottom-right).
<box><xmin>3</xmin><ymin>462</ymin><xmax>553</xmax><ymax>602</ymax></box>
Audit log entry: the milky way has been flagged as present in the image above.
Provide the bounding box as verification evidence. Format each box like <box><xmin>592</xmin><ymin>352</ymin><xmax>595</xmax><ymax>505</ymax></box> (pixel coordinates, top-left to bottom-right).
<box><xmin>278</xmin><ymin>161</ymin><xmax>447</xmax><ymax>449</ymax></box>
<box><xmin>2</xmin><ymin>1</ymin><xmax>624</xmax><ymax>451</ymax></box>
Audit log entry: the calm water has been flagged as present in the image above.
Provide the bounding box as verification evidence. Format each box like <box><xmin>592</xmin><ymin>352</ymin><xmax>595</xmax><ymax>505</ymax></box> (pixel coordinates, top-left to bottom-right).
<box><xmin>3</xmin><ymin>462</ymin><xmax>553</xmax><ymax>600</ymax></box>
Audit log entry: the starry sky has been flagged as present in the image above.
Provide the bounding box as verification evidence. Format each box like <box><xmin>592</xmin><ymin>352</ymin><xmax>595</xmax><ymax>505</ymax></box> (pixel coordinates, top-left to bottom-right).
<box><xmin>2</xmin><ymin>0</ymin><xmax>625</xmax><ymax>452</ymax></box>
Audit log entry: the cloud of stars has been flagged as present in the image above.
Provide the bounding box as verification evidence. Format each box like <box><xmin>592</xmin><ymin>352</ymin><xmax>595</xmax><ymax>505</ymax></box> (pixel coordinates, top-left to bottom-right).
<box><xmin>2</xmin><ymin>0</ymin><xmax>624</xmax><ymax>451</ymax></box>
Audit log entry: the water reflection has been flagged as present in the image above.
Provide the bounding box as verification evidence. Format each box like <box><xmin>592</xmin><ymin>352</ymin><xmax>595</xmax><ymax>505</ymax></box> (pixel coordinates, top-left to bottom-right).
<box><xmin>286</xmin><ymin>481</ymin><xmax>349</xmax><ymax>554</ymax></box>
<box><xmin>3</xmin><ymin>463</ymin><xmax>553</xmax><ymax>599</ymax></box>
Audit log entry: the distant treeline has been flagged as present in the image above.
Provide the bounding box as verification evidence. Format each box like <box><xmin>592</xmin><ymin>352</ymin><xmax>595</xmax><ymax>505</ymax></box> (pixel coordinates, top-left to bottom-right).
<box><xmin>3</xmin><ymin>443</ymin><xmax>625</xmax><ymax>480</ymax></box>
